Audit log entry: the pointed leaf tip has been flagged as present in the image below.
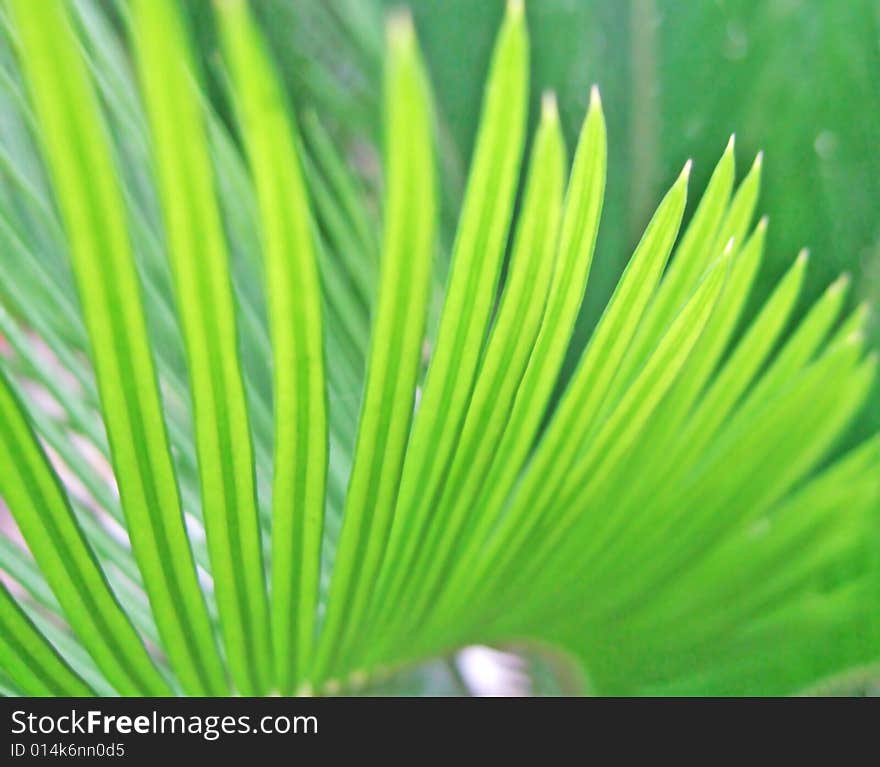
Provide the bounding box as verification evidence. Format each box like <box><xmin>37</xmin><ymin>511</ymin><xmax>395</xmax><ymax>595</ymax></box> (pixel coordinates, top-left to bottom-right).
<box><xmin>680</xmin><ymin>159</ymin><xmax>693</xmax><ymax>182</ymax></box>
<box><xmin>726</xmin><ymin>133</ymin><xmax>736</xmax><ymax>152</ymax></box>
<box><xmin>590</xmin><ymin>84</ymin><xmax>602</xmax><ymax>108</ymax></box>
<box><xmin>846</xmin><ymin>329</ymin><xmax>865</xmax><ymax>346</ymax></box>
<box><xmin>796</xmin><ymin>248</ymin><xmax>810</xmax><ymax>265</ymax></box>
<box><xmin>507</xmin><ymin>0</ymin><xmax>525</xmax><ymax>19</ymax></box>
<box><xmin>387</xmin><ymin>8</ymin><xmax>414</xmax><ymax>46</ymax></box>
<box><xmin>757</xmin><ymin>215</ymin><xmax>769</xmax><ymax>232</ymax></box>
<box><xmin>851</xmin><ymin>301</ymin><xmax>872</xmax><ymax>328</ymax></box>
<box><xmin>541</xmin><ymin>90</ymin><xmax>558</xmax><ymax>122</ymax></box>
<box><xmin>829</xmin><ymin>272</ymin><xmax>851</xmax><ymax>296</ymax></box>
<box><xmin>754</xmin><ymin>150</ymin><xmax>764</xmax><ymax>168</ymax></box>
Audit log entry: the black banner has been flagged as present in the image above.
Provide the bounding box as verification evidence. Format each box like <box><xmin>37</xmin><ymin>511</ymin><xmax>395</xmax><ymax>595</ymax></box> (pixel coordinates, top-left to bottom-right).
<box><xmin>0</xmin><ymin>696</ymin><xmax>875</xmax><ymax>759</ymax></box>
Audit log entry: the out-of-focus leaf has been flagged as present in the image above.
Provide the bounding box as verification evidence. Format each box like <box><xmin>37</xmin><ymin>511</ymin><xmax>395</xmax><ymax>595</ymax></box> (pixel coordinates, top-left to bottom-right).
<box><xmin>391</xmin><ymin>0</ymin><xmax>880</xmax><ymax>435</ymax></box>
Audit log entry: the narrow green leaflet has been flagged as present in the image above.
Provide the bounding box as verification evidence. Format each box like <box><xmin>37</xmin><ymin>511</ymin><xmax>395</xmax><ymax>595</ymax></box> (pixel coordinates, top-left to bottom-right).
<box><xmin>7</xmin><ymin>0</ymin><xmax>226</xmax><ymax>697</ymax></box>
<box><xmin>217</xmin><ymin>0</ymin><xmax>328</xmax><ymax>695</ymax></box>
<box><xmin>369</xmin><ymin>87</ymin><xmax>607</xmax><ymax>662</ymax></box>
<box><xmin>369</xmin><ymin>0</ymin><xmax>530</xmax><ymax>648</ymax></box>
<box><xmin>0</xmin><ymin>373</ymin><xmax>168</xmax><ymax>696</ymax></box>
<box><xmin>712</xmin><ymin>151</ymin><xmax>763</xmax><ymax>254</ymax></box>
<box><xmin>312</xmin><ymin>13</ymin><xmax>436</xmax><ymax>687</ymax></box>
<box><xmin>472</xmin><ymin>244</ymin><xmax>734</xmax><ymax>633</ymax></box>
<box><xmin>421</xmin><ymin>158</ymin><xmax>691</xmax><ymax>647</ymax></box>
<box><xmin>532</xmin><ymin>220</ymin><xmax>768</xmax><ymax>598</ymax></box>
<box><xmin>131</xmin><ymin>0</ymin><xmax>272</xmax><ymax>695</ymax></box>
<box><xmin>589</xmin><ymin>335</ymin><xmax>871</xmax><ymax>620</ymax></box>
<box><xmin>576</xmin><ymin>251</ymin><xmax>816</xmax><ymax>589</ymax></box>
<box><xmin>376</xmin><ymin>93</ymin><xmax>567</xmax><ymax>651</ymax></box>
<box><xmin>0</xmin><ymin>582</ymin><xmax>93</xmax><ymax>697</ymax></box>
<box><xmin>615</xmin><ymin>137</ymin><xmax>735</xmax><ymax>390</ymax></box>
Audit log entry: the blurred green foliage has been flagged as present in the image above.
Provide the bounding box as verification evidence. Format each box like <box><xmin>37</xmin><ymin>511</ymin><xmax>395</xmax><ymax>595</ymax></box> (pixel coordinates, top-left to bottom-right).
<box><xmin>126</xmin><ymin>0</ymin><xmax>880</xmax><ymax>694</ymax></box>
<box><xmin>390</xmin><ymin>0</ymin><xmax>880</xmax><ymax>437</ymax></box>
<box><xmin>186</xmin><ymin>0</ymin><xmax>880</xmax><ymax>433</ymax></box>
<box><xmin>1</xmin><ymin>0</ymin><xmax>876</xmax><ymax>697</ymax></box>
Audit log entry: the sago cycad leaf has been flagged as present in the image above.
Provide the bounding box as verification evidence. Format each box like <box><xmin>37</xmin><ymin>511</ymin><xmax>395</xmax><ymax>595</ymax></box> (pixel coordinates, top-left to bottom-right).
<box><xmin>0</xmin><ymin>0</ymin><xmax>877</xmax><ymax>698</ymax></box>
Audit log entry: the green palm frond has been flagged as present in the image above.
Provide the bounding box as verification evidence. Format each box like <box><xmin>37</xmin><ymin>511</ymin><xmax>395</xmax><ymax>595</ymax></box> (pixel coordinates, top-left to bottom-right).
<box><xmin>0</xmin><ymin>0</ymin><xmax>877</xmax><ymax>697</ymax></box>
